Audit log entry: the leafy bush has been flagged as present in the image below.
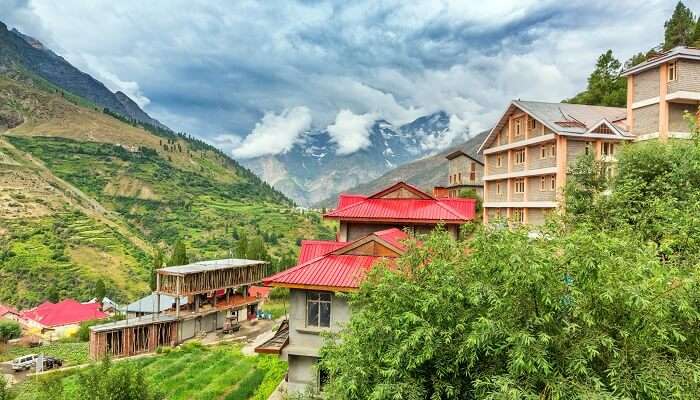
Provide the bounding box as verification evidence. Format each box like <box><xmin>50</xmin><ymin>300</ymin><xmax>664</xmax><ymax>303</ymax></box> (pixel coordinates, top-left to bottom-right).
<box><xmin>0</xmin><ymin>321</ymin><xmax>20</xmax><ymax>343</ymax></box>
<box><xmin>458</xmin><ymin>188</ymin><xmax>482</xmax><ymax>212</ymax></box>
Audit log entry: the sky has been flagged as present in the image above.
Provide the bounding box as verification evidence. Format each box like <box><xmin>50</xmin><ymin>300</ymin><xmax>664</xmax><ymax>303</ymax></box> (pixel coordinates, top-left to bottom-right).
<box><xmin>0</xmin><ymin>0</ymin><xmax>692</xmax><ymax>159</ymax></box>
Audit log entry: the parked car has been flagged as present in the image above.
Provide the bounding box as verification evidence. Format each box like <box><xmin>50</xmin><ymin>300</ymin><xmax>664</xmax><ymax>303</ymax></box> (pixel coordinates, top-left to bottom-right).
<box><xmin>11</xmin><ymin>354</ymin><xmax>38</xmax><ymax>372</ymax></box>
<box><xmin>41</xmin><ymin>356</ymin><xmax>63</xmax><ymax>370</ymax></box>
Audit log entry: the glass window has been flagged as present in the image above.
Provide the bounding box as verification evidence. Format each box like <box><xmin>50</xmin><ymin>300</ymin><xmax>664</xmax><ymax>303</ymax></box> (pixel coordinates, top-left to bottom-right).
<box><xmin>514</xmin><ymin>178</ymin><xmax>525</xmax><ymax>193</ymax></box>
<box><xmin>550</xmin><ymin>143</ymin><xmax>556</xmax><ymax>158</ymax></box>
<box><xmin>496</xmin><ymin>154</ymin><xmax>502</xmax><ymax>167</ymax></box>
<box><xmin>540</xmin><ymin>176</ymin><xmax>546</xmax><ymax>191</ymax></box>
<box><xmin>668</xmin><ymin>62</ymin><xmax>677</xmax><ymax>81</ymax></box>
<box><xmin>515</xmin><ymin>149</ymin><xmax>526</xmax><ymax>164</ymax></box>
<box><xmin>540</xmin><ymin>145</ymin><xmax>547</xmax><ymax>159</ymax></box>
<box><xmin>514</xmin><ymin>119</ymin><xmax>522</xmax><ymax>137</ymax></box>
<box><xmin>307</xmin><ymin>292</ymin><xmax>331</xmax><ymax>328</ymax></box>
<box><xmin>550</xmin><ymin>175</ymin><xmax>556</xmax><ymax>191</ymax></box>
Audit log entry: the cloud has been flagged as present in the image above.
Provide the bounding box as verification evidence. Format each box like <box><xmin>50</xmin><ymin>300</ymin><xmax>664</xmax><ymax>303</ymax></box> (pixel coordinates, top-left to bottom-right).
<box><xmin>419</xmin><ymin>114</ymin><xmax>471</xmax><ymax>153</ymax></box>
<box><xmin>327</xmin><ymin>110</ymin><xmax>378</xmax><ymax>155</ymax></box>
<box><xmin>231</xmin><ymin>106</ymin><xmax>311</xmax><ymax>159</ymax></box>
<box><xmin>0</xmin><ymin>0</ymin><xmax>678</xmax><ymax>144</ymax></box>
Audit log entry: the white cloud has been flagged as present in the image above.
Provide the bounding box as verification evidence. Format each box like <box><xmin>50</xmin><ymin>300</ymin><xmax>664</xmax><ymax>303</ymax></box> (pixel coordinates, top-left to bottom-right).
<box><xmin>232</xmin><ymin>106</ymin><xmax>311</xmax><ymax>159</ymax></box>
<box><xmin>327</xmin><ymin>110</ymin><xmax>377</xmax><ymax>155</ymax></box>
<box><xmin>419</xmin><ymin>114</ymin><xmax>471</xmax><ymax>153</ymax></box>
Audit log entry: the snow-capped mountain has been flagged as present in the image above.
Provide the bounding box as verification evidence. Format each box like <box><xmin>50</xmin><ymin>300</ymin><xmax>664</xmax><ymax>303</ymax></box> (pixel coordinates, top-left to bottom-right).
<box><xmin>241</xmin><ymin>111</ymin><xmax>467</xmax><ymax>206</ymax></box>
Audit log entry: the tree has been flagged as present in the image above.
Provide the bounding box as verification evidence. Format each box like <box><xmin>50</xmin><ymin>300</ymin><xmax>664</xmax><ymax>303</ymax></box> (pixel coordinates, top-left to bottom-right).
<box><xmin>151</xmin><ymin>249</ymin><xmax>163</xmax><ymax>290</ymax></box>
<box><xmin>169</xmin><ymin>240</ymin><xmax>188</xmax><ymax>266</ymax></box>
<box><xmin>46</xmin><ymin>286</ymin><xmax>59</xmax><ymax>303</ymax></box>
<box><xmin>319</xmin><ymin>226</ymin><xmax>700</xmax><ymax>399</ymax></box>
<box><xmin>235</xmin><ymin>232</ymin><xmax>249</xmax><ymax>259</ymax></box>
<box><xmin>663</xmin><ymin>1</ymin><xmax>696</xmax><ymax>50</ymax></box>
<box><xmin>94</xmin><ymin>279</ymin><xmax>106</xmax><ymax>301</ymax></box>
<box><xmin>69</xmin><ymin>357</ymin><xmax>163</xmax><ymax>400</ymax></box>
<box><xmin>0</xmin><ymin>321</ymin><xmax>21</xmax><ymax>343</ymax></box>
<box><xmin>458</xmin><ymin>188</ymin><xmax>482</xmax><ymax>213</ymax></box>
<box><xmin>566</xmin><ymin>50</ymin><xmax>626</xmax><ymax>107</ymax></box>
<box><xmin>0</xmin><ymin>375</ymin><xmax>11</xmax><ymax>400</ymax></box>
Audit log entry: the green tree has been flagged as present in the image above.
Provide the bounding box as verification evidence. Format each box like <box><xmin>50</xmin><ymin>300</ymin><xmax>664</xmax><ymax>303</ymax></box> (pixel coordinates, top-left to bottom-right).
<box><xmin>320</xmin><ymin>226</ymin><xmax>700</xmax><ymax>399</ymax></box>
<box><xmin>46</xmin><ymin>286</ymin><xmax>59</xmax><ymax>303</ymax></box>
<box><xmin>69</xmin><ymin>357</ymin><xmax>163</xmax><ymax>400</ymax></box>
<box><xmin>235</xmin><ymin>232</ymin><xmax>249</xmax><ymax>259</ymax></box>
<box><xmin>566</xmin><ymin>50</ymin><xmax>626</xmax><ymax>107</ymax></box>
<box><xmin>663</xmin><ymin>1</ymin><xmax>696</xmax><ymax>50</ymax></box>
<box><xmin>0</xmin><ymin>321</ymin><xmax>21</xmax><ymax>343</ymax></box>
<box><xmin>94</xmin><ymin>279</ymin><xmax>106</xmax><ymax>301</ymax></box>
<box><xmin>0</xmin><ymin>375</ymin><xmax>11</xmax><ymax>400</ymax></box>
<box><xmin>247</xmin><ymin>237</ymin><xmax>269</xmax><ymax>261</ymax></box>
<box><xmin>169</xmin><ymin>240</ymin><xmax>188</xmax><ymax>266</ymax></box>
<box><xmin>151</xmin><ymin>249</ymin><xmax>163</xmax><ymax>290</ymax></box>
<box><xmin>458</xmin><ymin>188</ymin><xmax>482</xmax><ymax>213</ymax></box>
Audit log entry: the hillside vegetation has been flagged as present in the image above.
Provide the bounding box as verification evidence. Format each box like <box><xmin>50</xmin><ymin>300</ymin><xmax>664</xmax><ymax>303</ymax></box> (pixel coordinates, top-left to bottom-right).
<box><xmin>0</xmin><ymin>71</ymin><xmax>334</xmax><ymax>307</ymax></box>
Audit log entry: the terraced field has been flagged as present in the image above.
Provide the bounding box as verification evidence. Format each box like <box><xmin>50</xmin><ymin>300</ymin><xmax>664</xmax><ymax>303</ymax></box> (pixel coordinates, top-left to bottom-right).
<box><xmin>12</xmin><ymin>343</ymin><xmax>286</xmax><ymax>400</ymax></box>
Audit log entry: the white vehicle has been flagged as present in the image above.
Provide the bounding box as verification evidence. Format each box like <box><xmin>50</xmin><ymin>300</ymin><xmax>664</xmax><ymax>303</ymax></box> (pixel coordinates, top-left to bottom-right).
<box><xmin>11</xmin><ymin>354</ymin><xmax>38</xmax><ymax>372</ymax></box>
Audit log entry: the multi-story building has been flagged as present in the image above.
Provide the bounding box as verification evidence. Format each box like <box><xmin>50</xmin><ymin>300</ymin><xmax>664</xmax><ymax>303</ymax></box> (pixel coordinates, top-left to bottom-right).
<box><xmin>478</xmin><ymin>101</ymin><xmax>633</xmax><ymax>224</ymax></box>
<box><xmin>622</xmin><ymin>46</ymin><xmax>700</xmax><ymax>142</ymax></box>
<box><xmin>445</xmin><ymin>149</ymin><xmax>484</xmax><ymax>198</ymax></box>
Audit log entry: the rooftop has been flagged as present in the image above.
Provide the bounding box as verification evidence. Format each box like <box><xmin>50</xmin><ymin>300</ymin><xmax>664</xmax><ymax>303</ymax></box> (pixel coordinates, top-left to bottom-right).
<box><xmin>20</xmin><ymin>299</ymin><xmax>108</xmax><ymax>327</ymax></box>
<box><xmin>622</xmin><ymin>46</ymin><xmax>700</xmax><ymax>76</ymax></box>
<box><xmin>91</xmin><ymin>314</ymin><xmax>179</xmax><ymax>333</ymax></box>
<box><xmin>158</xmin><ymin>258</ymin><xmax>267</xmax><ymax>275</ymax></box>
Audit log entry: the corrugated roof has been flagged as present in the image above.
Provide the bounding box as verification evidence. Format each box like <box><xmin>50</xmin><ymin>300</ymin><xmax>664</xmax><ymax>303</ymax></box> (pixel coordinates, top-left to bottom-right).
<box><xmin>266</xmin><ymin>228</ymin><xmax>408</xmax><ymax>291</ymax></box>
<box><xmin>158</xmin><ymin>258</ymin><xmax>266</xmax><ymax>275</ymax></box>
<box><xmin>622</xmin><ymin>46</ymin><xmax>700</xmax><ymax>76</ymax></box>
<box><xmin>336</xmin><ymin>194</ymin><xmax>366</xmax><ymax>209</ymax></box>
<box><xmin>0</xmin><ymin>304</ymin><xmax>18</xmax><ymax>316</ymax></box>
<box><xmin>123</xmin><ymin>293</ymin><xmax>187</xmax><ymax>313</ymax></box>
<box><xmin>20</xmin><ymin>300</ymin><xmax>107</xmax><ymax>327</ymax></box>
<box><xmin>326</xmin><ymin>182</ymin><xmax>475</xmax><ymax>222</ymax></box>
<box><xmin>299</xmin><ymin>240</ymin><xmax>346</xmax><ymax>264</ymax></box>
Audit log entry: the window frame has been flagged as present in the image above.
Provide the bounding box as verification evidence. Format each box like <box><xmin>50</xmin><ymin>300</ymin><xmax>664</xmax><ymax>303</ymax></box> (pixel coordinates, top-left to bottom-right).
<box><xmin>496</xmin><ymin>154</ymin><xmax>503</xmax><ymax>168</ymax></box>
<box><xmin>550</xmin><ymin>175</ymin><xmax>556</xmax><ymax>191</ymax></box>
<box><xmin>469</xmin><ymin>162</ymin><xmax>476</xmax><ymax>181</ymax></box>
<box><xmin>540</xmin><ymin>145</ymin><xmax>547</xmax><ymax>159</ymax></box>
<box><xmin>496</xmin><ymin>182</ymin><xmax>502</xmax><ymax>195</ymax></box>
<box><xmin>514</xmin><ymin>119</ymin><xmax>523</xmax><ymax>137</ymax></box>
<box><xmin>306</xmin><ymin>291</ymin><xmax>332</xmax><ymax>328</ymax></box>
<box><xmin>514</xmin><ymin>149</ymin><xmax>526</xmax><ymax>165</ymax></box>
<box><xmin>528</xmin><ymin>118</ymin><xmax>537</xmax><ymax>130</ymax></box>
<box><xmin>668</xmin><ymin>61</ymin><xmax>677</xmax><ymax>82</ymax></box>
<box><xmin>602</xmin><ymin>142</ymin><xmax>615</xmax><ymax>156</ymax></box>
<box><xmin>549</xmin><ymin>143</ymin><xmax>556</xmax><ymax>158</ymax></box>
<box><xmin>512</xmin><ymin>208</ymin><xmax>524</xmax><ymax>224</ymax></box>
<box><xmin>540</xmin><ymin>176</ymin><xmax>546</xmax><ymax>191</ymax></box>
<box><xmin>514</xmin><ymin>178</ymin><xmax>525</xmax><ymax>194</ymax></box>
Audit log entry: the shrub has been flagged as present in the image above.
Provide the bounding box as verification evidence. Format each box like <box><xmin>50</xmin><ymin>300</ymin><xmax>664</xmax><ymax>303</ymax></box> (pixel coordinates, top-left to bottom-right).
<box><xmin>0</xmin><ymin>321</ymin><xmax>21</xmax><ymax>343</ymax></box>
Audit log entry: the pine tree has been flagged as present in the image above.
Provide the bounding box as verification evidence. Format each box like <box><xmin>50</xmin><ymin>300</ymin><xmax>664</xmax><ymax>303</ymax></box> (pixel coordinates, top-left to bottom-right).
<box><xmin>566</xmin><ymin>50</ymin><xmax>626</xmax><ymax>107</ymax></box>
<box><xmin>235</xmin><ymin>232</ymin><xmax>249</xmax><ymax>259</ymax></box>
<box><xmin>169</xmin><ymin>240</ymin><xmax>188</xmax><ymax>266</ymax></box>
<box><xmin>663</xmin><ymin>1</ymin><xmax>696</xmax><ymax>50</ymax></box>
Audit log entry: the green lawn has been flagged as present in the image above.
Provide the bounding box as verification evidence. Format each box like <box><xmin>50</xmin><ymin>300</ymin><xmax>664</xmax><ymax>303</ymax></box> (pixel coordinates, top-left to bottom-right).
<box><xmin>11</xmin><ymin>342</ymin><xmax>286</xmax><ymax>400</ymax></box>
<box><xmin>0</xmin><ymin>342</ymin><xmax>88</xmax><ymax>365</ymax></box>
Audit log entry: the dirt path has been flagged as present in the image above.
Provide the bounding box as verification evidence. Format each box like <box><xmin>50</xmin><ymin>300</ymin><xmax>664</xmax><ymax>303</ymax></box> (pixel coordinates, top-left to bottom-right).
<box><xmin>0</xmin><ymin>135</ymin><xmax>152</xmax><ymax>253</ymax></box>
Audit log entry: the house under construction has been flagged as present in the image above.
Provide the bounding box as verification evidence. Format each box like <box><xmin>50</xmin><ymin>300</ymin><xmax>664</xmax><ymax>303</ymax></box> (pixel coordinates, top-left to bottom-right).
<box><xmin>89</xmin><ymin>258</ymin><xmax>267</xmax><ymax>359</ymax></box>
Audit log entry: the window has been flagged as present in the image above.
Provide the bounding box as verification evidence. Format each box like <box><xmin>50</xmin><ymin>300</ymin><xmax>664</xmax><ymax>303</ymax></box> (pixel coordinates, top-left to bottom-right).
<box><xmin>514</xmin><ymin>178</ymin><xmax>525</xmax><ymax>193</ymax></box>
<box><xmin>584</xmin><ymin>141</ymin><xmax>593</xmax><ymax>156</ymax></box>
<box><xmin>540</xmin><ymin>176</ymin><xmax>546</xmax><ymax>191</ymax></box>
<box><xmin>457</xmin><ymin>172</ymin><xmax>462</xmax><ymax>183</ymax></box>
<box><xmin>668</xmin><ymin>61</ymin><xmax>677</xmax><ymax>82</ymax></box>
<box><xmin>512</xmin><ymin>208</ymin><xmax>524</xmax><ymax>224</ymax></box>
<box><xmin>515</xmin><ymin>149</ymin><xmax>526</xmax><ymax>164</ymax></box>
<box><xmin>469</xmin><ymin>162</ymin><xmax>476</xmax><ymax>181</ymax></box>
<box><xmin>496</xmin><ymin>154</ymin><xmax>503</xmax><ymax>167</ymax></box>
<box><xmin>514</xmin><ymin>119</ymin><xmax>523</xmax><ymax>137</ymax></box>
<box><xmin>593</xmin><ymin>124</ymin><xmax>614</xmax><ymax>134</ymax></box>
<box><xmin>540</xmin><ymin>145</ymin><xmax>547</xmax><ymax>159</ymax></box>
<box><xmin>550</xmin><ymin>175</ymin><xmax>556</xmax><ymax>191</ymax></box>
<box><xmin>319</xmin><ymin>366</ymin><xmax>330</xmax><ymax>390</ymax></box>
<box><xmin>602</xmin><ymin>142</ymin><xmax>615</xmax><ymax>156</ymax></box>
<box><xmin>550</xmin><ymin>143</ymin><xmax>556</xmax><ymax>158</ymax></box>
<box><xmin>307</xmin><ymin>292</ymin><xmax>331</xmax><ymax>328</ymax></box>
<box><xmin>528</xmin><ymin>118</ymin><xmax>537</xmax><ymax>130</ymax></box>
<box><xmin>496</xmin><ymin>182</ymin><xmax>502</xmax><ymax>195</ymax></box>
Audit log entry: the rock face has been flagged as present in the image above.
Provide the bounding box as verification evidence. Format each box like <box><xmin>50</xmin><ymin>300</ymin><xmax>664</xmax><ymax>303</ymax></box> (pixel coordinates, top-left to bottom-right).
<box><xmin>0</xmin><ymin>22</ymin><xmax>166</xmax><ymax>129</ymax></box>
<box><xmin>315</xmin><ymin>130</ymin><xmax>490</xmax><ymax>208</ymax></box>
<box><xmin>242</xmin><ymin>111</ymin><xmax>469</xmax><ymax>206</ymax></box>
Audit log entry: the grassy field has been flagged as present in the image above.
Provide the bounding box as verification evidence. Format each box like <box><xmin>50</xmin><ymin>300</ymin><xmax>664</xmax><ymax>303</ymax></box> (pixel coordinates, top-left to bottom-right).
<box><xmin>12</xmin><ymin>343</ymin><xmax>286</xmax><ymax>400</ymax></box>
<box><xmin>0</xmin><ymin>342</ymin><xmax>88</xmax><ymax>366</ymax></box>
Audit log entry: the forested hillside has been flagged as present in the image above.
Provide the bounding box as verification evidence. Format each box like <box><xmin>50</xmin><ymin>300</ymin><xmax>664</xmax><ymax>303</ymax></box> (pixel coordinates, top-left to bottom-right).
<box><xmin>0</xmin><ymin>70</ymin><xmax>334</xmax><ymax>308</ymax></box>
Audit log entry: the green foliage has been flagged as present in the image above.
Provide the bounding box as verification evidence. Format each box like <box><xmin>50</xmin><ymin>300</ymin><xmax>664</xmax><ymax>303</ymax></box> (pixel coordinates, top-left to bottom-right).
<box><xmin>94</xmin><ymin>279</ymin><xmax>106</xmax><ymax>301</ymax></box>
<box><xmin>566</xmin><ymin>50</ymin><xmax>626</xmax><ymax>107</ymax></box>
<box><xmin>320</xmin><ymin>225</ymin><xmax>700</xmax><ymax>399</ymax></box>
<box><xmin>71</xmin><ymin>357</ymin><xmax>163</xmax><ymax>400</ymax></box>
<box><xmin>76</xmin><ymin>319</ymin><xmax>103</xmax><ymax>342</ymax></box>
<box><xmin>151</xmin><ymin>249</ymin><xmax>163</xmax><ymax>290</ymax></box>
<box><xmin>0</xmin><ymin>375</ymin><xmax>11</xmax><ymax>400</ymax></box>
<box><xmin>664</xmin><ymin>1</ymin><xmax>697</xmax><ymax>50</ymax></box>
<box><xmin>0</xmin><ymin>321</ymin><xmax>21</xmax><ymax>343</ymax></box>
<box><xmin>169</xmin><ymin>240</ymin><xmax>188</xmax><ymax>266</ymax></box>
<box><xmin>458</xmin><ymin>188</ymin><xmax>482</xmax><ymax>212</ymax></box>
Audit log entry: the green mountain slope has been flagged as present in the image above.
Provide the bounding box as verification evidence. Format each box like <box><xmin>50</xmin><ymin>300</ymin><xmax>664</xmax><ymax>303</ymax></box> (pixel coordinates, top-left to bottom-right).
<box><xmin>0</xmin><ymin>71</ymin><xmax>334</xmax><ymax>308</ymax></box>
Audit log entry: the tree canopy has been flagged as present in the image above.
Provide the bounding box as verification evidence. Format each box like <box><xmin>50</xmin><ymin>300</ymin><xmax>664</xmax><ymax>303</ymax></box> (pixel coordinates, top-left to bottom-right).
<box><xmin>169</xmin><ymin>240</ymin><xmax>188</xmax><ymax>266</ymax></box>
<box><xmin>566</xmin><ymin>50</ymin><xmax>626</xmax><ymax>107</ymax></box>
<box><xmin>664</xmin><ymin>1</ymin><xmax>697</xmax><ymax>50</ymax></box>
<box><xmin>318</xmin><ymin>119</ymin><xmax>700</xmax><ymax>399</ymax></box>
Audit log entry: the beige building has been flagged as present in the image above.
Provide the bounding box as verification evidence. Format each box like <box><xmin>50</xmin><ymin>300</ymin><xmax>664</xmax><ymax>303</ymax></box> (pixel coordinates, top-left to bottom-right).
<box><xmin>622</xmin><ymin>46</ymin><xmax>700</xmax><ymax>142</ymax></box>
<box><xmin>478</xmin><ymin>101</ymin><xmax>633</xmax><ymax>224</ymax></box>
<box><xmin>445</xmin><ymin>150</ymin><xmax>484</xmax><ymax>198</ymax></box>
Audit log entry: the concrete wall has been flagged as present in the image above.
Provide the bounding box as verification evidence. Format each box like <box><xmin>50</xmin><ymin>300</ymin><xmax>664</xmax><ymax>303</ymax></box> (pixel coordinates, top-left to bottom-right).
<box><xmin>669</xmin><ymin>102</ymin><xmax>693</xmax><ymax>132</ymax></box>
<box><xmin>633</xmin><ymin>68</ymin><xmax>660</xmax><ymax>102</ymax></box>
<box><xmin>448</xmin><ymin>155</ymin><xmax>483</xmax><ymax>186</ymax></box>
<box><xmin>566</xmin><ymin>140</ymin><xmax>589</xmax><ymax>167</ymax></box>
<box><xmin>486</xmin><ymin>180</ymin><xmax>507</xmax><ymax>202</ymax></box>
<box><xmin>346</xmin><ymin>223</ymin><xmax>399</xmax><ymax>241</ymax></box>
<box><xmin>485</xmin><ymin>152</ymin><xmax>508</xmax><ymax>175</ymax></box>
<box><xmin>527</xmin><ymin>119</ymin><xmax>544</xmax><ymax>138</ymax></box>
<box><xmin>668</xmin><ymin>59</ymin><xmax>700</xmax><ymax>94</ymax></box>
<box><xmin>286</xmin><ymin>289</ymin><xmax>351</xmax><ymax>395</ymax></box>
<box><xmin>511</xmin><ymin>150</ymin><xmax>525</xmax><ymax>172</ymax></box>
<box><xmin>527</xmin><ymin>143</ymin><xmax>556</xmax><ymax>170</ymax></box>
<box><xmin>526</xmin><ymin>176</ymin><xmax>556</xmax><ymax>201</ymax></box>
<box><xmin>180</xmin><ymin>318</ymin><xmax>195</xmax><ymax>340</ymax></box>
<box><xmin>633</xmin><ymin>104</ymin><xmax>660</xmax><ymax>135</ymax></box>
<box><xmin>527</xmin><ymin>208</ymin><xmax>549</xmax><ymax>225</ymax></box>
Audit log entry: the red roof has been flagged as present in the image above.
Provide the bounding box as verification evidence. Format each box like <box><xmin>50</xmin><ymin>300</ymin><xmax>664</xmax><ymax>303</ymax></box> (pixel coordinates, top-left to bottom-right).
<box><xmin>326</xmin><ymin>182</ymin><xmax>475</xmax><ymax>223</ymax></box>
<box><xmin>336</xmin><ymin>194</ymin><xmax>366</xmax><ymax>209</ymax></box>
<box><xmin>265</xmin><ymin>228</ymin><xmax>407</xmax><ymax>291</ymax></box>
<box><xmin>298</xmin><ymin>240</ymin><xmax>346</xmax><ymax>264</ymax></box>
<box><xmin>0</xmin><ymin>304</ymin><xmax>18</xmax><ymax>317</ymax></box>
<box><xmin>20</xmin><ymin>299</ymin><xmax>107</xmax><ymax>327</ymax></box>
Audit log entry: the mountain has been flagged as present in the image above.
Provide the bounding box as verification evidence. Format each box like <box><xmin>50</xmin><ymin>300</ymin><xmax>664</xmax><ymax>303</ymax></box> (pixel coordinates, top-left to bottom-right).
<box><xmin>0</xmin><ymin>64</ymin><xmax>332</xmax><ymax>308</ymax></box>
<box><xmin>242</xmin><ymin>111</ymin><xmax>468</xmax><ymax>206</ymax></box>
<box><xmin>315</xmin><ymin>130</ymin><xmax>490</xmax><ymax>208</ymax></box>
<box><xmin>0</xmin><ymin>22</ymin><xmax>165</xmax><ymax>128</ymax></box>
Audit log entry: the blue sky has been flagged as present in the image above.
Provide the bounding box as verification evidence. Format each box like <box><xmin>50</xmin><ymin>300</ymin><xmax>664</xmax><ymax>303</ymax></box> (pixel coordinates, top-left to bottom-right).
<box><xmin>1</xmin><ymin>0</ymin><xmax>692</xmax><ymax>158</ymax></box>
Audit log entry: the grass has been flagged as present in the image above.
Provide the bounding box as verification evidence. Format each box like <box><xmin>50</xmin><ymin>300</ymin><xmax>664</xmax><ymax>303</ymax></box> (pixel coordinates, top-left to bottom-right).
<box><xmin>259</xmin><ymin>299</ymin><xmax>290</xmax><ymax>320</ymax></box>
<box><xmin>11</xmin><ymin>342</ymin><xmax>287</xmax><ymax>400</ymax></box>
<box><xmin>0</xmin><ymin>342</ymin><xmax>88</xmax><ymax>365</ymax></box>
